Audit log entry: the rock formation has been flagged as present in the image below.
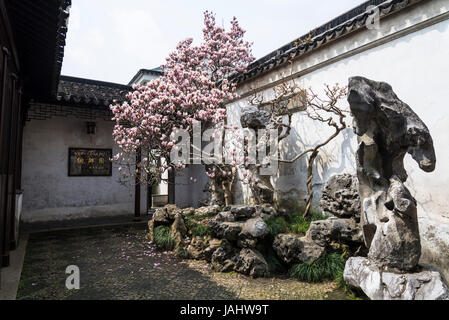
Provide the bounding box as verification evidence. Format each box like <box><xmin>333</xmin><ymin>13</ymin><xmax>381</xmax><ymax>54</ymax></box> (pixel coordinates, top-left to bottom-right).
<box><xmin>320</xmin><ymin>173</ymin><xmax>360</xmax><ymax>220</ymax></box>
<box><xmin>240</xmin><ymin>106</ymin><xmax>275</xmax><ymax>204</ymax></box>
<box><xmin>148</xmin><ymin>204</ymin><xmax>279</xmax><ymax>278</ymax></box>
<box><xmin>345</xmin><ymin>76</ymin><xmax>447</xmax><ymax>300</ymax></box>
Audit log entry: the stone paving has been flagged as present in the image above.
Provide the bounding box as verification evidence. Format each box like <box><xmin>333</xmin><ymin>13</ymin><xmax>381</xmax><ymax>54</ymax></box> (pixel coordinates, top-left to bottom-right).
<box><xmin>17</xmin><ymin>224</ymin><xmax>349</xmax><ymax>300</ymax></box>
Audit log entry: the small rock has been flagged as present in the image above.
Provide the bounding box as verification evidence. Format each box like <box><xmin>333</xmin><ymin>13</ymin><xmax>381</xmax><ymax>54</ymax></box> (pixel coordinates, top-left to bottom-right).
<box><xmin>241</xmin><ymin>218</ymin><xmax>269</xmax><ymax>239</ymax></box>
<box><xmin>240</xmin><ymin>105</ymin><xmax>271</xmax><ymax>129</ymax></box>
<box><xmin>195</xmin><ymin>205</ymin><xmax>220</xmax><ymax>216</ymax></box>
<box><xmin>209</xmin><ymin>221</ymin><xmax>243</xmax><ymax>242</ymax></box>
<box><xmin>306</xmin><ymin>217</ymin><xmax>363</xmax><ymax>247</ymax></box>
<box><xmin>234</xmin><ymin>248</ymin><xmax>269</xmax><ymax>278</ymax></box>
<box><xmin>153</xmin><ymin>207</ymin><xmax>169</xmax><ymax>224</ymax></box>
<box><xmin>181</xmin><ymin>207</ymin><xmax>195</xmax><ymax>216</ymax></box>
<box><xmin>165</xmin><ymin>204</ymin><xmax>182</xmax><ymax>219</ymax></box>
<box><xmin>320</xmin><ymin>174</ymin><xmax>361</xmax><ymax>219</ymax></box>
<box><xmin>273</xmin><ymin>233</ymin><xmax>325</xmax><ymax>265</ymax></box>
<box><xmin>216</xmin><ymin>211</ymin><xmax>235</xmax><ymax>222</ymax></box>
<box><xmin>204</xmin><ymin>239</ymin><xmax>222</xmax><ymax>262</ymax></box>
<box><xmin>187</xmin><ymin>236</ymin><xmax>210</xmax><ymax>260</ymax></box>
<box><xmin>211</xmin><ymin>240</ymin><xmax>238</xmax><ymax>271</ymax></box>
<box><xmin>226</xmin><ymin>205</ymin><xmax>257</xmax><ymax>220</ymax></box>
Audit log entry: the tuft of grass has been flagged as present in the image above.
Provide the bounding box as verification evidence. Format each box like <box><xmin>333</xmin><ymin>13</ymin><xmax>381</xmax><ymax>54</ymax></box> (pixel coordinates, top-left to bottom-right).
<box><xmin>175</xmin><ymin>246</ymin><xmax>190</xmax><ymax>259</ymax></box>
<box><xmin>265</xmin><ymin>217</ymin><xmax>289</xmax><ymax>237</ymax></box>
<box><xmin>286</xmin><ymin>211</ymin><xmax>327</xmax><ymax>236</ymax></box>
<box><xmin>289</xmin><ymin>252</ymin><xmax>345</xmax><ymax>283</ymax></box>
<box><xmin>184</xmin><ymin>214</ymin><xmax>212</xmax><ymax>237</ymax></box>
<box><xmin>153</xmin><ymin>225</ymin><xmax>175</xmax><ymax>251</ymax></box>
<box><xmin>191</xmin><ymin>224</ymin><xmax>212</xmax><ymax>237</ymax></box>
<box><xmin>334</xmin><ymin>268</ymin><xmax>346</xmax><ymax>290</ymax></box>
<box><xmin>265</xmin><ymin>209</ymin><xmax>327</xmax><ymax>237</ymax></box>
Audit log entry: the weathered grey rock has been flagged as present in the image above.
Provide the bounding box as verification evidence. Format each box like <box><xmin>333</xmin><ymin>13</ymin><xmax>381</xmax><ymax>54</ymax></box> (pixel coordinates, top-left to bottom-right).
<box><xmin>348</xmin><ymin>76</ymin><xmax>436</xmax><ymax>271</ymax></box>
<box><xmin>152</xmin><ymin>207</ymin><xmax>169</xmax><ymax>224</ymax></box>
<box><xmin>248</xmin><ymin>173</ymin><xmax>274</xmax><ymax>204</ymax></box>
<box><xmin>344</xmin><ymin>257</ymin><xmax>449</xmax><ymax>300</ymax></box>
<box><xmin>273</xmin><ymin>233</ymin><xmax>325</xmax><ymax>265</ymax></box>
<box><xmin>195</xmin><ymin>205</ymin><xmax>220</xmax><ymax>217</ymax></box>
<box><xmin>419</xmin><ymin>217</ymin><xmax>449</xmax><ymax>281</ymax></box>
<box><xmin>307</xmin><ymin>217</ymin><xmax>363</xmax><ymax>248</ymax></box>
<box><xmin>211</xmin><ymin>239</ymin><xmax>238</xmax><ymax>272</ymax></box>
<box><xmin>237</xmin><ymin>238</ymin><xmax>258</xmax><ymax>249</ymax></box>
<box><xmin>209</xmin><ymin>221</ymin><xmax>243</xmax><ymax>242</ymax></box>
<box><xmin>320</xmin><ymin>174</ymin><xmax>361</xmax><ymax>219</ymax></box>
<box><xmin>149</xmin><ymin>205</ymin><xmax>178</xmax><ymax>242</ymax></box>
<box><xmin>181</xmin><ymin>207</ymin><xmax>195</xmax><ymax>216</ymax></box>
<box><xmin>240</xmin><ymin>105</ymin><xmax>271</xmax><ymax>129</ymax></box>
<box><xmin>165</xmin><ymin>204</ymin><xmax>182</xmax><ymax>219</ymax></box>
<box><xmin>253</xmin><ymin>204</ymin><xmax>279</xmax><ymax>220</ymax></box>
<box><xmin>215</xmin><ymin>211</ymin><xmax>235</xmax><ymax>222</ymax></box>
<box><xmin>147</xmin><ymin>219</ymin><xmax>155</xmax><ymax>242</ymax></box>
<box><xmin>237</xmin><ymin>217</ymin><xmax>268</xmax><ymax>248</ymax></box>
<box><xmin>170</xmin><ymin>213</ymin><xmax>187</xmax><ymax>248</ymax></box>
<box><xmin>224</xmin><ymin>205</ymin><xmax>257</xmax><ymax>220</ymax></box>
<box><xmin>240</xmin><ymin>106</ymin><xmax>275</xmax><ymax>205</ymax></box>
<box><xmin>241</xmin><ymin>218</ymin><xmax>269</xmax><ymax>239</ymax></box>
<box><xmin>234</xmin><ymin>249</ymin><xmax>269</xmax><ymax>278</ymax></box>
<box><xmin>187</xmin><ymin>236</ymin><xmax>210</xmax><ymax>260</ymax></box>
<box><xmin>204</xmin><ymin>238</ymin><xmax>222</xmax><ymax>263</ymax></box>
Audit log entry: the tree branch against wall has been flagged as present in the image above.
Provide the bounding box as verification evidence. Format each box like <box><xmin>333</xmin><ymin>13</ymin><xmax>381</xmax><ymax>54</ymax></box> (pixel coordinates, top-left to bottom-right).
<box><xmin>248</xmin><ymin>82</ymin><xmax>348</xmax><ymax>217</ymax></box>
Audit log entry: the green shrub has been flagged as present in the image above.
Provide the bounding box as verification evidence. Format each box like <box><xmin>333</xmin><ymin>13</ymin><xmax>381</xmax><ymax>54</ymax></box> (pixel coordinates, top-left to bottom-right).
<box><xmin>289</xmin><ymin>253</ymin><xmax>345</xmax><ymax>283</ymax></box>
<box><xmin>265</xmin><ymin>217</ymin><xmax>289</xmax><ymax>237</ymax></box>
<box><xmin>153</xmin><ymin>225</ymin><xmax>175</xmax><ymax>251</ymax></box>
<box><xmin>191</xmin><ymin>224</ymin><xmax>212</xmax><ymax>237</ymax></box>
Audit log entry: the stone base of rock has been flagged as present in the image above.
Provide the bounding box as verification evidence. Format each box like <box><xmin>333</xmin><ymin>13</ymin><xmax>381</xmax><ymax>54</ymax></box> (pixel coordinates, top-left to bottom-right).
<box><xmin>344</xmin><ymin>257</ymin><xmax>449</xmax><ymax>300</ymax></box>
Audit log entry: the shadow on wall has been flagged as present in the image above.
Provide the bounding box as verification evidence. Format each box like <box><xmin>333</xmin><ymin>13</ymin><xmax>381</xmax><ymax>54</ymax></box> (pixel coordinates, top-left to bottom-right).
<box><xmin>273</xmin><ymin>114</ymin><xmax>357</xmax><ymax>210</ymax></box>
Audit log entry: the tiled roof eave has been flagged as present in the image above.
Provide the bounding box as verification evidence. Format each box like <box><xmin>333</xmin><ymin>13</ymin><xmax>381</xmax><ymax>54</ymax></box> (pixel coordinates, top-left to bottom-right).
<box><xmin>237</xmin><ymin>0</ymin><xmax>418</xmax><ymax>84</ymax></box>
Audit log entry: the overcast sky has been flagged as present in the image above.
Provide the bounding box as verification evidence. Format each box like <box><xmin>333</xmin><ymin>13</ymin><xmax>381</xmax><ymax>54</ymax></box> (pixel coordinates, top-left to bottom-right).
<box><xmin>61</xmin><ymin>0</ymin><xmax>364</xmax><ymax>85</ymax></box>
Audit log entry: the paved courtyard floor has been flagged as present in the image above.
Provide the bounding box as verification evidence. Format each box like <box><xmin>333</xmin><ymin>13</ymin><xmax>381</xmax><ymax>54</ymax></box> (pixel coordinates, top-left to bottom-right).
<box><xmin>17</xmin><ymin>224</ymin><xmax>349</xmax><ymax>300</ymax></box>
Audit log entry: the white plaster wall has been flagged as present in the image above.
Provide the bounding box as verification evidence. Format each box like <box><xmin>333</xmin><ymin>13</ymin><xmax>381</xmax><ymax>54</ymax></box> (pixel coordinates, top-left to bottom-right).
<box><xmin>175</xmin><ymin>164</ymin><xmax>209</xmax><ymax>208</ymax></box>
<box><xmin>21</xmin><ymin>115</ymin><xmax>147</xmax><ymax>222</ymax></box>
<box><xmin>227</xmin><ymin>0</ymin><xmax>449</xmax><ymax>277</ymax></box>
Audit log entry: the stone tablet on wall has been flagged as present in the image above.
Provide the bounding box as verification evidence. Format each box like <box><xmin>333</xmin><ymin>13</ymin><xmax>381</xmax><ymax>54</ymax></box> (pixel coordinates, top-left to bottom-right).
<box><xmin>68</xmin><ymin>148</ymin><xmax>112</xmax><ymax>176</ymax></box>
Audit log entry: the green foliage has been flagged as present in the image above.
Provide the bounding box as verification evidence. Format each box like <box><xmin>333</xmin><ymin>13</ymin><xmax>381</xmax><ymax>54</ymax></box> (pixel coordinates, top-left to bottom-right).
<box><xmin>265</xmin><ymin>217</ymin><xmax>289</xmax><ymax>237</ymax></box>
<box><xmin>334</xmin><ymin>268</ymin><xmax>346</xmax><ymax>290</ymax></box>
<box><xmin>264</xmin><ymin>208</ymin><xmax>327</xmax><ymax>237</ymax></box>
<box><xmin>183</xmin><ymin>214</ymin><xmax>196</xmax><ymax>230</ymax></box>
<box><xmin>191</xmin><ymin>224</ymin><xmax>212</xmax><ymax>237</ymax></box>
<box><xmin>289</xmin><ymin>218</ymin><xmax>311</xmax><ymax>236</ymax></box>
<box><xmin>281</xmin><ymin>210</ymin><xmax>327</xmax><ymax>236</ymax></box>
<box><xmin>289</xmin><ymin>253</ymin><xmax>345</xmax><ymax>283</ymax></box>
<box><xmin>183</xmin><ymin>213</ymin><xmax>212</xmax><ymax>237</ymax></box>
<box><xmin>175</xmin><ymin>246</ymin><xmax>190</xmax><ymax>259</ymax></box>
<box><xmin>153</xmin><ymin>225</ymin><xmax>175</xmax><ymax>251</ymax></box>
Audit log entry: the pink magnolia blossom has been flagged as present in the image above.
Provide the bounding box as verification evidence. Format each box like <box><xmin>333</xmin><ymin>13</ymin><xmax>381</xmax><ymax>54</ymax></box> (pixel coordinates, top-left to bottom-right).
<box><xmin>110</xmin><ymin>11</ymin><xmax>254</xmax><ymax>185</ymax></box>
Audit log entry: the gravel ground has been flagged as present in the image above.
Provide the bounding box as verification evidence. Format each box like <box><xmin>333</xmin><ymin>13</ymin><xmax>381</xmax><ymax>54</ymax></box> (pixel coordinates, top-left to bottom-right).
<box><xmin>17</xmin><ymin>224</ymin><xmax>350</xmax><ymax>300</ymax></box>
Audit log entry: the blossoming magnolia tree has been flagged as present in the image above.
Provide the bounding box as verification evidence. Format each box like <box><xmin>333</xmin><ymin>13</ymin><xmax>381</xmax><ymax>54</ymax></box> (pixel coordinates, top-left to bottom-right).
<box><xmin>110</xmin><ymin>11</ymin><xmax>254</xmax><ymax>205</ymax></box>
